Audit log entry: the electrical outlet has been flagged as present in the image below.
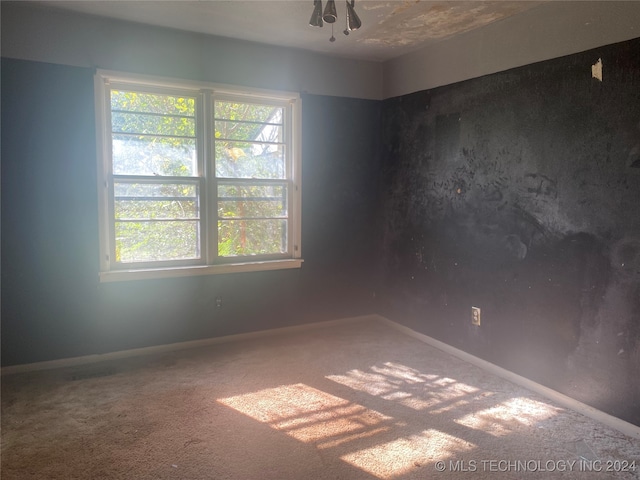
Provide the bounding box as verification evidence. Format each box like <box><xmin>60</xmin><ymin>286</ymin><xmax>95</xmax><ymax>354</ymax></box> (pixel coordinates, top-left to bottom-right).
<box><xmin>215</xmin><ymin>297</ymin><xmax>222</xmax><ymax>308</ymax></box>
<box><xmin>471</xmin><ymin>307</ymin><xmax>481</xmax><ymax>326</ymax></box>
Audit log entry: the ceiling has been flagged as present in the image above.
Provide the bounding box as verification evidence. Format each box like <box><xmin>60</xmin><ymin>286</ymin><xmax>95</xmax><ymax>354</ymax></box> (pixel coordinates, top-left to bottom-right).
<box><xmin>36</xmin><ymin>0</ymin><xmax>544</xmax><ymax>62</ymax></box>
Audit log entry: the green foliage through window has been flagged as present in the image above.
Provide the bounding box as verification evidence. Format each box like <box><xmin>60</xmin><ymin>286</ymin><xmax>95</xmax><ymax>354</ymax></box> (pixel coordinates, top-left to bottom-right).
<box><xmin>107</xmin><ymin>86</ymin><xmax>294</xmax><ymax>265</ymax></box>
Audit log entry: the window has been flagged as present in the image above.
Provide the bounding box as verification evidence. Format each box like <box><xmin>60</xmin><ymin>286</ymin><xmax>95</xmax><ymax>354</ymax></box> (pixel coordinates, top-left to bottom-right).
<box><xmin>95</xmin><ymin>71</ymin><xmax>302</xmax><ymax>281</ymax></box>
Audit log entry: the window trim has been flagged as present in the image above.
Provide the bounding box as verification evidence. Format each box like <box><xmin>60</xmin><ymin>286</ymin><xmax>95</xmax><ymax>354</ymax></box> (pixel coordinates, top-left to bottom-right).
<box><xmin>95</xmin><ymin>70</ymin><xmax>302</xmax><ymax>281</ymax></box>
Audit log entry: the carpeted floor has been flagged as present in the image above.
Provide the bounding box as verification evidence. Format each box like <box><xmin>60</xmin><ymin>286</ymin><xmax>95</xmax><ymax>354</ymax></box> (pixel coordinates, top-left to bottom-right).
<box><xmin>2</xmin><ymin>317</ymin><xmax>639</xmax><ymax>479</ymax></box>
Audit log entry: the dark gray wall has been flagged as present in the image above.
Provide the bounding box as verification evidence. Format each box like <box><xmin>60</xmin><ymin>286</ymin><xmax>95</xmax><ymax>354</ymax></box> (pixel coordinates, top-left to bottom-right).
<box><xmin>378</xmin><ymin>38</ymin><xmax>640</xmax><ymax>425</ymax></box>
<box><xmin>1</xmin><ymin>58</ymin><xmax>381</xmax><ymax>366</ymax></box>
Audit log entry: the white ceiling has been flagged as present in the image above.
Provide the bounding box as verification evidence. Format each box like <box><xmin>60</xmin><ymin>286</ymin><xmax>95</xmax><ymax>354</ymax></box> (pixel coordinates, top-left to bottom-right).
<box><xmin>34</xmin><ymin>0</ymin><xmax>544</xmax><ymax>62</ymax></box>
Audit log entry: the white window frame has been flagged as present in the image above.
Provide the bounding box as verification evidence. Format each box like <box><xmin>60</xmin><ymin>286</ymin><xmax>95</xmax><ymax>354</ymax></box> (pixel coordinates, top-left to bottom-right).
<box><xmin>95</xmin><ymin>70</ymin><xmax>302</xmax><ymax>282</ymax></box>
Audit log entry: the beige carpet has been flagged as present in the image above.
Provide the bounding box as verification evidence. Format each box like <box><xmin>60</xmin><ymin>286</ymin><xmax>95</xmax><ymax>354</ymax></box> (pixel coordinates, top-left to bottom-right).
<box><xmin>2</xmin><ymin>317</ymin><xmax>639</xmax><ymax>479</ymax></box>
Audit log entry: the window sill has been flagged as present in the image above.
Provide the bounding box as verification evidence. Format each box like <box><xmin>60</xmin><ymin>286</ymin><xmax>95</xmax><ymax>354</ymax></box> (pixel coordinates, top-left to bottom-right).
<box><xmin>99</xmin><ymin>258</ymin><xmax>303</xmax><ymax>283</ymax></box>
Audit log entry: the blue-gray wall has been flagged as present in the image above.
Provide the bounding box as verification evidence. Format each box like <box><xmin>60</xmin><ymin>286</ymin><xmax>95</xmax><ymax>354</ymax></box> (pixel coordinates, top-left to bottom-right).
<box><xmin>1</xmin><ymin>58</ymin><xmax>381</xmax><ymax>365</ymax></box>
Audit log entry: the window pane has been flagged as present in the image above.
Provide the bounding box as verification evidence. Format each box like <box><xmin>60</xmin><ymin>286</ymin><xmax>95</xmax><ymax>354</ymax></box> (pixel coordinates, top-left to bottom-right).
<box><xmin>112</xmin><ymin>112</ymin><xmax>195</xmax><ymax>137</ymax></box>
<box><xmin>115</xmin><ymin>220</ymin><xmax>200</xmax><ymax>263</ymax></box>
<box><xmin>115</xmin><ymin>200</ymin><xmax>198</xmax><ymax>220</ymax></box>
<box><xmin>112</xmin><ymin>135</ymin><xmax>196</xmax><ymax>176</ymax></box>
<box><xmin>114</xmin><ymin>182</ymin><xmax>197</xmax><ymax>198</ymax></box>
<box><xmin>115</xmin><ymin>183</ymin><xmax>199</xmax><ymax>219</ymax></box>
<box><xmin>114</xmin><ymin>181</ymin><xmax>200</xmax><ymax>262</ymax></box>
<box><xmin>215</xmin><ymin>120</ymin><xmax>283</xmax><ymax>142</ymax></box>
<box><xmin>218</xmin><ymin>184</ymin><xmax>287</xmax><ymax>219</ymax></box>
<box><xmin>112</xmin><ymin>91</ymin><xmax>195</xmax><ymax>117</ymax></box>
<box><xmin>214</xmin><ymin>102</ymin><xmax>283</xmax><ymax>124</ymax></box>
<box><xmin>215</xmin><ymin>141</ymin><xmax>284</xmax><ymax>179</ymax></box>
<box><xmin>218</xmin><ymin>219</ymin><xmax>287</xmax><ymax>257</ymax></box>
<box><xmin>111</xmin><ymin>89</ymin><xmax>197</xmax><ymax>177</ymax></box>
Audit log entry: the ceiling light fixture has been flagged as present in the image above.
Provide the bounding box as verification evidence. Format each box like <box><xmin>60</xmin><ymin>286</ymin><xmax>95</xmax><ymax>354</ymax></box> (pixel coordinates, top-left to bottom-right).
<box><xmin>309</xmin><ymin>0</ymin><xmax>362</xmax><ymax>43</ymax></box>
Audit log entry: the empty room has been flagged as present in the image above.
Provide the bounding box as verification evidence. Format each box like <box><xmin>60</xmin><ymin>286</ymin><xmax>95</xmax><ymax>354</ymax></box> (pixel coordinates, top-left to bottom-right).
<box><xmin>1</xmin><ymin>1</ymin><xmax>639</xmax><ymax>478</ymax></box>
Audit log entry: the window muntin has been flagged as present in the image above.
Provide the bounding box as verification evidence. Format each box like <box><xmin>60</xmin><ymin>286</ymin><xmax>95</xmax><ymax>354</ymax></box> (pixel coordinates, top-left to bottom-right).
<box><xmin>96</xmin><ymin>72</ymin><xmax>301</xmax><ymax>280</ymax></box>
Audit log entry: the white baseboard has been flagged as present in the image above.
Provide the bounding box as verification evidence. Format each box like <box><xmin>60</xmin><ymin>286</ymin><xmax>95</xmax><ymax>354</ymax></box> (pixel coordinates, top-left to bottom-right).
<box><xmin>374</xmin><ymin>314</ymin><xmax>640</xmax><ymax>441</ymax></box>
<box><xmin>0</xmin><ymin>314</ymin><xmax>375</xmax><ymax>376</ymax></box>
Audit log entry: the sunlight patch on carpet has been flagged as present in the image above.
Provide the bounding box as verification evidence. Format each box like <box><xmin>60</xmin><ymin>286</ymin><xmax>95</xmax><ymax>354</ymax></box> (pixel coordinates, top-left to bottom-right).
<box><xmin>340</xmin><ymin>429</ymin><xmax>475</xmax><ymax>479</ymax></box>
<box><xmin>327</xmin><ymin>362</ymin><xmax>479</xmax><ymax>411</ymax></box>
<box><xmin>455</xmin><ymin>396</ymin><xmax>562</xmax><ymax>436</ymax></box>
<box><xmin>218</xmin><ymin>383</ymin><xmax>392</xmax><ymax>444</ymax></box>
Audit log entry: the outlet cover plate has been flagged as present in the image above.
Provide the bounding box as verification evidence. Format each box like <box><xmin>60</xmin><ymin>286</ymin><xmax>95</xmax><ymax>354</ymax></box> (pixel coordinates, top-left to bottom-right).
<box><xmin>472</xmin><ymin>307</ymin><xmax>481</xmax><ymax>326</ymax></box>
